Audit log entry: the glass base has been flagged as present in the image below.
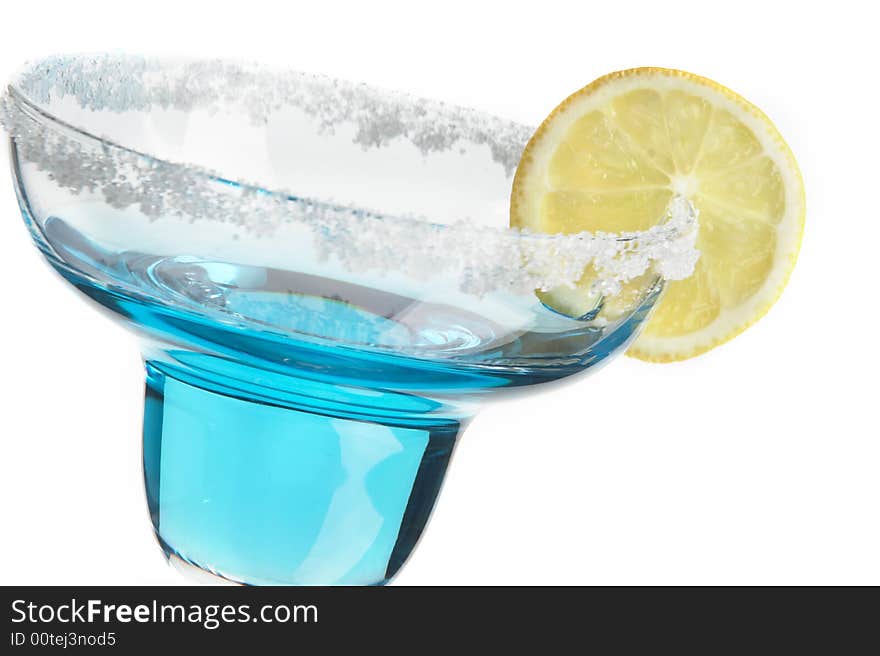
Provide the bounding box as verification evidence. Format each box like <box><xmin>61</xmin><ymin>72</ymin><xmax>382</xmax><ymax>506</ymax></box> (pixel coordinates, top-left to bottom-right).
<box><xmin>143</xmin><ymin>360</ymin><xmax>460</xmax><ymax>586</ymax></box>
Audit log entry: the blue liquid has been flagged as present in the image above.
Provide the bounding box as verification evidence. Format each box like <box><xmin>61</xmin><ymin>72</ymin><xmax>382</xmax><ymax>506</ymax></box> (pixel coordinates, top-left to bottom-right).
<box><xmin>37</xmin><ymin>216</ymin><xmax>658</xmax><ymax>584</ymax></box>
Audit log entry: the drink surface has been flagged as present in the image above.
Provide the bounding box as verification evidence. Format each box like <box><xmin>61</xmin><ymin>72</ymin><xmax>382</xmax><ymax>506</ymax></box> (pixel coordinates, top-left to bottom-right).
<box><xmin>40</xmin><ymin>211</ymin><xmax>659</xmax><ymax>397</ymax></box>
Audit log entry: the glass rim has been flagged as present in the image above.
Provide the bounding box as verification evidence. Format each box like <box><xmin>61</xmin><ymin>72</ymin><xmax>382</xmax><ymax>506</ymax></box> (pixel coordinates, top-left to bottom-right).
<box><xmin>2</xmin><ymin>53</ymin><xmax>700</xmax><ymax>296</ymax></box>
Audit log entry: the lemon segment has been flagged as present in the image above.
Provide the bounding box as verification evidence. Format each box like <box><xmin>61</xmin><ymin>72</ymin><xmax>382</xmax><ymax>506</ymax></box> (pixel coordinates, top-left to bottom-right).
<box><xmin>511</xmin><ymin>68</ymin><xmax>805</xmax><ymax>361</ymax></box>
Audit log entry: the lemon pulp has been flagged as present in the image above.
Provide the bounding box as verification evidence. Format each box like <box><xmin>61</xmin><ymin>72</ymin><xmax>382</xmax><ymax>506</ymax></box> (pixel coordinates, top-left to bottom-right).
<box><xmin>511</xmin><ymin>68</ymin><xmax>805</xmax><ymax>361</ymax></box>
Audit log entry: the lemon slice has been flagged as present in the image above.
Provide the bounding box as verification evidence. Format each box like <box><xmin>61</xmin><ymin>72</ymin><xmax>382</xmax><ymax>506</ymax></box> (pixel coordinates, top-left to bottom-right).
<box><xmin>511</xmin><ymin>68</ymin><xmax>805</xmax><ymax>361</ymax></box>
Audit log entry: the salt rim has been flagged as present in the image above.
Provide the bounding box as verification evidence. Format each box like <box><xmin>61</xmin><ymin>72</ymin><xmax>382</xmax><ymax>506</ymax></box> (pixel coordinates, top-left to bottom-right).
<box><xmin>0</xmin><ymin>54</ymin><xmax>699</xmax><ymax>296</ymax></box>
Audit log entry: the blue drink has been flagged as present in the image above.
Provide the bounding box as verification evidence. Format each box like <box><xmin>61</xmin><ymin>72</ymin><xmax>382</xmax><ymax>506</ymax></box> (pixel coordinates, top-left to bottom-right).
<box><xmin>40</xmin><ymin>213</ymin><xmax>657</xmax><ymax>584</ymax></box>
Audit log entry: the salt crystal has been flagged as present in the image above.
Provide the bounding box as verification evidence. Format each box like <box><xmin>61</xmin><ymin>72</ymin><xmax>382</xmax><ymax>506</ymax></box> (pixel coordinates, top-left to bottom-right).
<box><xmin>0</xmin><ymin>54</ymin><xmax>699</xmax><ymax>297</ymax></box>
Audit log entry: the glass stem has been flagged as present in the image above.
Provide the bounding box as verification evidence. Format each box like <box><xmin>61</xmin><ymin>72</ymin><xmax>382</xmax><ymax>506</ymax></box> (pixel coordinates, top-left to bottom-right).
<box><xmin>142</xmin><ymin>358</ymin><xmax>466</xmax><ymax>585</ymax></box>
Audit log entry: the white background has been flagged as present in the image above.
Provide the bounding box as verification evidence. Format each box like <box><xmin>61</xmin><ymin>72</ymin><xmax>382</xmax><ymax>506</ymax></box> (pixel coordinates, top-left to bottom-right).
<box><xmin>1</xmin><ymin>0</ymin><xmax>877</xmax><ymax>585</ymax></box>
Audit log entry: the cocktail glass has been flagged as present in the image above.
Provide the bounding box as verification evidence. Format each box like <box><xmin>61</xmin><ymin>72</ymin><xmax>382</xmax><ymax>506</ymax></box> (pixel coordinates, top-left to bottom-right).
<box><xmin>2</xmin><ymin>55</ymin><xmax>697</xmax><ymax>585</ymax></box>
